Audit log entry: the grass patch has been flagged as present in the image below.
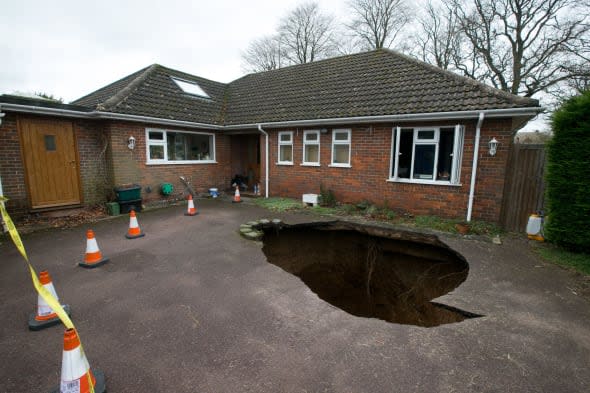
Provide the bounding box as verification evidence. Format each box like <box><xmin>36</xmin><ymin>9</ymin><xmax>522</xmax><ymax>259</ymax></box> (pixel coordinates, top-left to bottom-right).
<box><xmin>412</xmin><ymin>216</ymin><xmax>502</xmax><ymax>235</ymax></box>
<box><xmin>311</xmin><ymin>206</ymin><xmax>341</xmax><ymax>215</ymax></box>
<box><xmin>536</xmin><ymin>245</ymin><xmax>590</xmax><ymax>275</ymax></box>
<box><xmin>253</xmin><ymin>197</ymin><xmax>303</xmax><ymax>212</ymax></box>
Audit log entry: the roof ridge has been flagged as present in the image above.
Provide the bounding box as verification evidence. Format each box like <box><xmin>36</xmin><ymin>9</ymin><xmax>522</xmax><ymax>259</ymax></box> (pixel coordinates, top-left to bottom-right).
<box><xmin>380</xmin><ymin>48</ymin><xmax>538</xmax><ymax>106</ymax></box>
<box><xmin>229</xmin><ymin>50</ymin><xmax>373</xmax><ymax>84</ymax></box>
<box><xmin>98</xmin><ymin>64</ymin><xmax>159</xmax><ymax>111</ymax></box>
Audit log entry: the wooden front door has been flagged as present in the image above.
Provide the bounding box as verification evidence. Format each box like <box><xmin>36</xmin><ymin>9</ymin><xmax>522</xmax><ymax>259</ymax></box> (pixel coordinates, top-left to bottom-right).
<box><xmin>19</xmin><ymin>117</ymin><xmax>81</xmax><ymax>209</ymax></box>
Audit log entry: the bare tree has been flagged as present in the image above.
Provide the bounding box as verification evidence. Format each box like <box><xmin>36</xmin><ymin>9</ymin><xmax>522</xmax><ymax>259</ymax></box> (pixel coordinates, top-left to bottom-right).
<box><xmin>241</xmin><ymin>35</ymin><xmax>284</xmax><ymax>73</ymax></box>
<box><xmin>278</xmin><ymin>2</ymin><xmax>338</xmax><ymax>64</ymax></box>
<box><xmin>452</xmin><ymin>0</ymin><xmax>590</xmax><ymax>97</ymax></box>
<box><xmin>414</xmin><ymin>1</ymin><xmax>461</xmax><ymax>70</ymax></box>
<box><xmin>347</xmin><ymin>0</ymin><xmax>410</xmax><ymax>50</ymax></box>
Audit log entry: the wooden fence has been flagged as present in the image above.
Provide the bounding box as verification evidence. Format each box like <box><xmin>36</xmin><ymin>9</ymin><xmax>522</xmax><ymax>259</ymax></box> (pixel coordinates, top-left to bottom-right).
<box><xmin>500</xmin><ymin>144</ymin><xmax>547</xmax><ymax>232</ymax></box>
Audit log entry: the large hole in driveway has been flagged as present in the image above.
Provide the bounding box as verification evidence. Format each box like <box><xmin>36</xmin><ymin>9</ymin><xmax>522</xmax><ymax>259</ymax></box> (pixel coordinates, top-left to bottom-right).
<box><xmin>261</xmin><ymin>221</ymin><xmax>480</xmax><ymax>327</ymax></box>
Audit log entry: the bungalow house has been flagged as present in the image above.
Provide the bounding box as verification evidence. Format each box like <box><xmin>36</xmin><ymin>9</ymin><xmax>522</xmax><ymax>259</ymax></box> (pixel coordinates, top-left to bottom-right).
<box><xmin>0</xmin><ymin>49</ymin><xmax>541</xmax><ymax>224</ymax></box>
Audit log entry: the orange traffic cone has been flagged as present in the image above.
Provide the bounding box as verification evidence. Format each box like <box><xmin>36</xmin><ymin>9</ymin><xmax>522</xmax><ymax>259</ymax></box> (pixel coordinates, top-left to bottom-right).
<box><xmin>232</xmin><ymin>185</ymin><xmax>242</xmax><ymax>203</ymax></box>
<box><xmin>79</xmin><ymin>229</ymin><xmax>109</xmax><ymax>268</ymax></box>
<box><xmin>28</xmin><ymin>270</ymin><xmax>71</xmax><ymax>331</ymax></box>
<box><xmin>50</xmin><ymin>328</ymin><xmax>106</xmax><ymax>393</ymax></box>
<box><xmin>185</xmin><ymin>194</ymin><xmax>198</xmax><ymax>216</ymax></box>
<box><xmin>125</xmin><ymin>210</ymin><xmax>145</xmax><ymax>239</ymax></box>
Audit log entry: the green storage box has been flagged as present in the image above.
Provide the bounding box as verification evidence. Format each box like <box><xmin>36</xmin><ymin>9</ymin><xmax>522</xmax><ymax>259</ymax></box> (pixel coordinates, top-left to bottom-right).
<box><xmin>114</xmin><ymin>184</ymin><xmax>141</xmax><ymax>202</ymax></box>
<box><xmin>105</xmin><ymin>202</ymin><xmax>120</xmax><ymax>216</ymax></box>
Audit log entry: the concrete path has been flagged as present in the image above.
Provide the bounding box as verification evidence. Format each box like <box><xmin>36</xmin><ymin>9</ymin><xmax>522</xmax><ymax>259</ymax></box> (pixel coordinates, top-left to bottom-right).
<box><xmin>1</xmin><ymin>199</ymin><xmax>588</xmax><ymax>392</ymax></box>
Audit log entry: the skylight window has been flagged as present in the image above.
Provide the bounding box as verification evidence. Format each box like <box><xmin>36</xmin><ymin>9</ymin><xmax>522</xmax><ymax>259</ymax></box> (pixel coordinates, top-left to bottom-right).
<box><xmin>171</xmin><ymin>78</ymin><xmax>210</xmax><ymax>98</ymax></box>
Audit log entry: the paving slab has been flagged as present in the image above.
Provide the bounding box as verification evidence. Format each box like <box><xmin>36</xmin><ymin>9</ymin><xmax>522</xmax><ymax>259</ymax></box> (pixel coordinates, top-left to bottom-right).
<box><xmin>0</xmin><ymin>199</ymin><xmax>588</xmax><ymax>392</ymax></box>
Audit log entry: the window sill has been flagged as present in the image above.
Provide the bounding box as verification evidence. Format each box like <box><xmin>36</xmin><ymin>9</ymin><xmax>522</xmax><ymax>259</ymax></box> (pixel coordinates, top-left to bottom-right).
<box><xmin>146</xmin><ymin>160</ymin><xmax>217</xmax><ymax>165</ymax></box>
<box><xmin>328</xmin><ymin>164</ymin><xmax>352</xmax><ymax>168</ymax></box>
<box><xmin>301</xmin><ymin>163</ymin><xmax>320</xmax><ymax>167</ymax></box>
<box><xmin>276</xmin><ymin>162</ymin><xmax>294</xmax><ymax>166</ymax></box>
<box><xmin>387</xmin><ymin>178</ymin><xmax>462</xmax><ymax>187</ymax></box>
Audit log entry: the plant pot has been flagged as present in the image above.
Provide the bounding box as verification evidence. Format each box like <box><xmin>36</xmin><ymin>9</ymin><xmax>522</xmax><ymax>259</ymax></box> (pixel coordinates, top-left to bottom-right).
<box><xmin>455</xmin><ymin>223</ymin><xmax>470</xmax><ymax>235</ymax></box>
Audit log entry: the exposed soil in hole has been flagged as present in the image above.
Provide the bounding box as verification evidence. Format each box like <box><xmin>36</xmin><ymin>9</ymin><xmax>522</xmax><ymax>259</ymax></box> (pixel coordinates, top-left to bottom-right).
<box><xmin>261</xmin><ymin>222</ymin><xmax>479</xmax><ymax>327</ymax></box>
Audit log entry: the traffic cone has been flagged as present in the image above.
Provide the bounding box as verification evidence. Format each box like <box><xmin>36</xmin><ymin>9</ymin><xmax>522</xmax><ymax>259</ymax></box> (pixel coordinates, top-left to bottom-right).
<box><xmin>50</xmin><ymin>328</ymin><xmax>106</xmax><ymax>393</ymax></box>
<box><xmin>185</xmin><ymin>194</ymin><xmax>198</xmax><ymax>216</ymax></box>
<box><xmin>28</xmin><ymin>270</ymin><xmax>71</xmax><ymax>331</ymax></box>
<box><xmin>125</xmin><ymin>210</ymin><xmax>145</xmax><ymax>239</ymax></box>
<box><xmin>232</xmin><ymin>186</ymin><xmax>242</xmax><ymax>203</ymax></box>
<box><xmin>79</xmin><ymin>229</ymin><xmax>109</xmax><ymax>268</ymax></box>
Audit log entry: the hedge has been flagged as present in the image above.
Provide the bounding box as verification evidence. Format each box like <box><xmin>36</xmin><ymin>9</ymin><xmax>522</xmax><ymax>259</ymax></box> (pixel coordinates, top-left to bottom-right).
<box><xmin>545</xmin><ymin>91</ymin><xmax>590</xmax><ymax>251</ymax></box>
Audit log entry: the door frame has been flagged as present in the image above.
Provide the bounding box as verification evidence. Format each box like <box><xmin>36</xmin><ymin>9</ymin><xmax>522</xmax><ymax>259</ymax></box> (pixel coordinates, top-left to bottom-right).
<box><xmin>17</xmin><ymin>115</ymin><xmax>84</xmax><ymax>210</ymax></box>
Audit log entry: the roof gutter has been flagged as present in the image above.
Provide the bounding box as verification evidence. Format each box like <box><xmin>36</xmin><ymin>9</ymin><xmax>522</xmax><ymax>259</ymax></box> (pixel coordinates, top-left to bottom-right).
<box><xmin>257</xmin><ymin>124</ymin><xmax>269</xmax><ymax>199</ymax></box>
<box><xmin>0</xmin><ymin>103</ymin><xmax>223</xmax><ymax>130</ymax></box>
<box><xmin>223</xmin><ymin>107</ymin><xmax>542</xmax><ymax>130</ymax></box>
<box><xmin>1</xmin><ymin>102</ymin><xmax>541</xmax><ymax>131</ymax></box>
<box><xmin>467</xmin><ymin>112</ymin><xmax>485</xmax><ymax>222</ymax></box>
<box><xmin>95</xmin><ymin>111</ymin><xmax>224</xmax><ymax>130</ymax></box>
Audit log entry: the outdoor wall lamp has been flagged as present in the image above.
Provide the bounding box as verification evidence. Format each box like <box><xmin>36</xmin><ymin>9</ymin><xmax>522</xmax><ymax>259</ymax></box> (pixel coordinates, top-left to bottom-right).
<box><xmin>0</xmin><ymin>110</ymin><xmax>5</xmax><ymax>126</ymax></box>
<box><xmin>320</xmin><ymin>128</ymin><xmax>329</xmax><ymax>134</ymax></box>
<box><xmin>488</xmin><ymin>137</ymin><xmax>499</xmax><ymax>156</ymax></box>
<box><xmin>128</xmin><ymin>135</ymin><xmax>136</xmax><ymax>150</ymax></box>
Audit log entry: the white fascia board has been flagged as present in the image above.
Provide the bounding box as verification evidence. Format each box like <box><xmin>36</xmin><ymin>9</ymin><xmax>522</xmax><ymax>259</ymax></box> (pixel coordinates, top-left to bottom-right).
<box><xmin>1</xmin><ymin>103</ymin><xmax>542</xmax><ymax>131</ymax></box>
<box><xmin>224</xmin><ymin>107</ymin><xmax>543</xmax><ymax>130</ymax></box>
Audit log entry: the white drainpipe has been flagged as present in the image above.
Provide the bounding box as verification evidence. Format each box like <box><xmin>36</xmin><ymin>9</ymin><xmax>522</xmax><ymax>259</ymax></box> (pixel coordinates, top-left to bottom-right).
<box><xmin>467</xmin><ymin>112</ymin><xmax>485</xmax><ymax>222</ymax></box>
<box><xmin>0</xmin><ymin>174</ymin><xmax>6</xmax><ymax>232</ymax></box>
<box><xmin>257</xmin><ymin>124</ymin><xmax>269</xmax><ymax>199</ymax></box>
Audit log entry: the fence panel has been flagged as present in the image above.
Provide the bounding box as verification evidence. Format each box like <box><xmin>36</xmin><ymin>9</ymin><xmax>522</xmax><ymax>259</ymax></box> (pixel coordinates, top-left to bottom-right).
<box><xmin>500</xmin><ymin>144</ymin><xmax>546</xmax><ymax>232</ymax></box>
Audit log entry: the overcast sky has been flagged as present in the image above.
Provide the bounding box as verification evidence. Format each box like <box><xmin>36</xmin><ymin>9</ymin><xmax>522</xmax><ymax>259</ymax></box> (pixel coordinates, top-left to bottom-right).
<box><xmin>0</xmin><ymin>0</ymin><xmax>349</xmax><ymax>102</ymax></box>
<box><xmin>1</xmin><ymin>0</ymin><xmax>546</xmax><ymax>130</ymax></box>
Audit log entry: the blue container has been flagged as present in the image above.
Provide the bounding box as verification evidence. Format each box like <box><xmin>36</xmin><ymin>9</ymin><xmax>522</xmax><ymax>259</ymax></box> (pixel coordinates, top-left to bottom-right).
<box><xmin>208</xmin><ymin>188</ymin><xmax>219</xmax><ymax>198</ymax></box>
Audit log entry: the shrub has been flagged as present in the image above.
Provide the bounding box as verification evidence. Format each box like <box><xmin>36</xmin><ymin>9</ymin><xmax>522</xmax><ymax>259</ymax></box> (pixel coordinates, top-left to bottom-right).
<box><xmin>319</xmin><ymin>184</ymin><xmax>337</xmax><ymax>207</ymax></box>
<box><xmin>545</xmin><ymin>90</ymin><xmax>590</xmax><ymax>251</ymax></box>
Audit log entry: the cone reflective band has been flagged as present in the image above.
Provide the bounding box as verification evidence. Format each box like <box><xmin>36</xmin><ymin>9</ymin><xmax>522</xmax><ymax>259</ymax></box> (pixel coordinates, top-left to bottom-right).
<box><xmin>125</xmin><ymin>210</ymin><xmax>145</xmax><ymax>239</ymax></box>
<box><xmin>37</xmin><ymin>271</ymin><xmax>59</xmax><ymax>319</ymax></box>
<box><xmin>50</xmin><ymin>328</ymin><xmax>106</xmax><ymax>393</ymax></box>
<box><xmin>79</xmin><ymin>230</ymin><xmax>109</xmax><ymax>268</ymax></box>
<box><xmin>28</xmin><ymin>270</ymin><xmax>71</xmax><ymax>331</ymax></box>
<box><xmin>185</xmin><ymin>194</ymin><xmax>198</xmax><ymax>216</ymax></box>
<box><xmin>232</xmin><ymin>186</ymin><xmax>242</xmax><ymax>203</ymax></box>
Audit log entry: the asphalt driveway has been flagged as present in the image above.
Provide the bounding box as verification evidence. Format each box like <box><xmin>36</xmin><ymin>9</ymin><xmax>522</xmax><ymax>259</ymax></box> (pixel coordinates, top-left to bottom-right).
<box><xmin>1</xmin><ymin>199</ymin><xmax>589</xmax><ymax>392</ymax></box>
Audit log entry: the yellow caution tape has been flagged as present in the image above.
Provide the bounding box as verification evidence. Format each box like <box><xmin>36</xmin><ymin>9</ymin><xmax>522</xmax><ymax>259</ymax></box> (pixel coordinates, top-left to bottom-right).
<box><xmin>0</xmin><ymin>197</ymin><xmax>95</xmax><ymax>393</ymax></box>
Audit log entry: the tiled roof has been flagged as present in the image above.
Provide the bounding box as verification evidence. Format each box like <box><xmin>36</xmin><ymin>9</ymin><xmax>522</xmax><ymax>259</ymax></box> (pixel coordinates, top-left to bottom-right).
<box><xmin>72</xmin><ymin>65</ymin><xmax>227</xmax><ymax>125</ymax></box>
<box><xmin>70</xmin><ymin>49</ymin><xmax>539</xmax><ymax>126</ymax></box>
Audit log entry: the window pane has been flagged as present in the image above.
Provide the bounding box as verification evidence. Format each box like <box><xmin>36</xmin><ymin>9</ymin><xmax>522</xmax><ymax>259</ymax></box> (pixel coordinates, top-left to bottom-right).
<box><xmin>305</xmin><ymin>145</ymin><xmax>319</xmax><ymax>163</ymax></box>
<box><xmin>437</xmin><ymin>129</ymin><xmax>455</xmax><ymax>180</ymax></box>
<box><xmin>280</xmin><ymin>145</ymin><xmax>292</xmax><ymax>162</ymax></box>
<box><xmin>167</xmin><ymin>132</ymin><xmax>185</xmax><ymax>160</ymax></box>
<box><xmin>413</xmin><ymin>145</ymin><xmax>435</xmax><ymax>179</ymax></box>
<box><xmin>334</xmin><ymin>131</ymin><xmax>349</xmax><ymax>141</ymax></box>
<box><xmin>149</xmin><ymin>131</ymin><xmax>164</xmax><ymax>140</ymax></box>
<box><xmin>280</xmin><ymin>133</ymin><xmax>292</xmax><ymax>142</ymax></box>
<box><xmin>397</xmin><ymin>130</ymin><xmax>413</xmax><ymax>178</ymax></box>
<box><xmin>167</xmin><ymin>132</ymin><xmax>212</xmax><ymax>161</ymax></box>
<box><xmin>44</xmin><ymin>135</ymin><xmax>56</xmax><ymax>151</ymax></box>
<box><xmin>333</xmin><ymin>144</ymin><xmax>349</xmax><ymax>164</ymax></box>
<box><xmin>417</xmin><ymin>130</ymin><xmax>435</xmax><ymax>140</ymax></box>
<box><xmin>149</xmin><ymin>145</ymin><xmax>164</xmax><ymax>160</ymax></box>
<box><xmin>305</xmin><ymin>132</ymin><xmax>318</xmax><ymax>141</ymax></box>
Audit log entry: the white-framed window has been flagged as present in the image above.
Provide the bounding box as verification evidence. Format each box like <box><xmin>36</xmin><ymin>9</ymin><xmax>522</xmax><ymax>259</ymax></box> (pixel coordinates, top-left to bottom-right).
<box><xmin>145</xmin><ymin>128</ymin><xmax>215</xmax><ymax>164</ymax></box>
<box><xmin>389</xmin><ymin>125</ymin><xmax>464</xmax><ymax>185</ymax></box>
<box><xmin>278</xmin><ymin>131</ymin><xmax>293</xmax><ymax>164</ymax></box>
<box><xmin>330</xmin><ymin>129</ymin><xmax>351</xmax><ymax>167</ymax></box>
<box><xmin>302</xmin><ymin>130</ymin><xmax>320</xmax><ymax>166</ymax></box>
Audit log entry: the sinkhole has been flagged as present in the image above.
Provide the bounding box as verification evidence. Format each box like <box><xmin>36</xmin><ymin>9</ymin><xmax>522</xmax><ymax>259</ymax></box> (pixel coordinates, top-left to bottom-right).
<box><xmin>261</xmin><ymin>221</ymin><xmax>480</xmax><ymax>327</ymax></box>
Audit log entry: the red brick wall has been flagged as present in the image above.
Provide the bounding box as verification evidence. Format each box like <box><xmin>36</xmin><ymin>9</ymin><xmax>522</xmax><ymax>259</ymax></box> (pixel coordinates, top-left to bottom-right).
<box><xmin>106</xmin><ymin>121</ymin><xmax>232</xmax><ymax>203</ymax></box>
<box><xmin>0</xmin><ymin>112</ymin><xmax>28</xmax><ymax>215</ymax></box>
<box><xmin>74</xmin><ymin>120</ymin><xmax>112</xmax><ymax>205</ymax></box>
<box><xmin>260</xmin><ymin>118</ymin><xmax>513</xmax><ymax>223</ymax></box>
<box><xmin>0</xmin><ymin>113</ymin><xmax>110</xmax><ymax>215</ymax></box>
